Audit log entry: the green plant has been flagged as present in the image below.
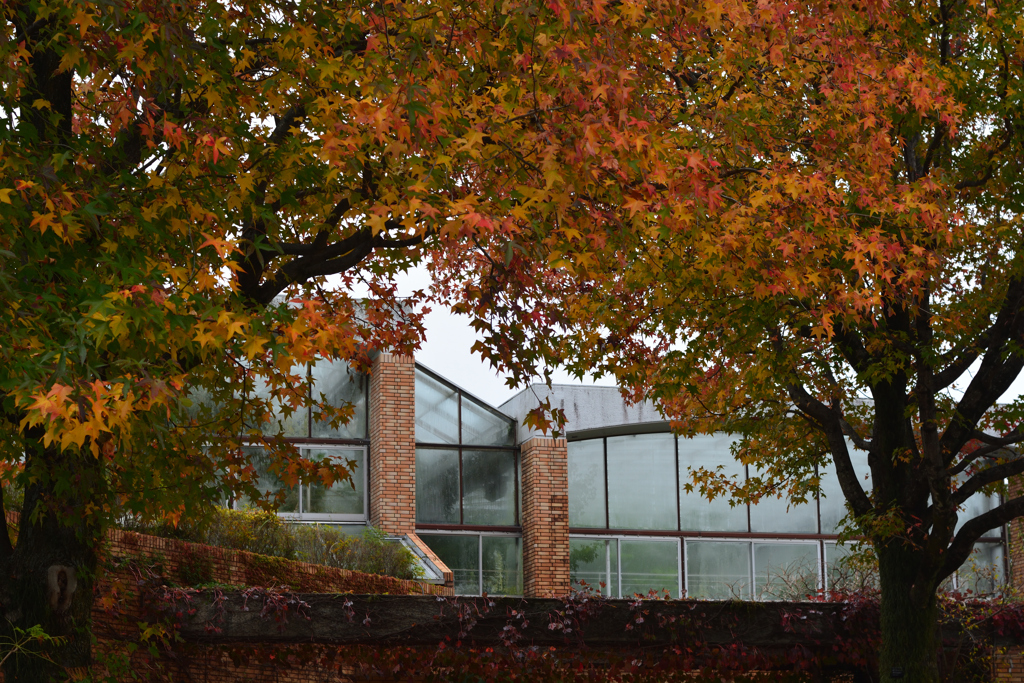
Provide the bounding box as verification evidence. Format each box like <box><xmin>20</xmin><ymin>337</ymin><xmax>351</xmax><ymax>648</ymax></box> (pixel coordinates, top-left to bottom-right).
<box><xmin>203</xmin><ymin>508</ymin><xmax>296</xmax><ymax>559</ymax></box>
<box><xmin>292</xmin><ymin>524</ymin><xmax>423</xmax><ymax>580</ymax></box>
<box><xmin>117</xmin><ymin>508</ymin><xmax>423</xmax><ymax>581</ymax></box>
<box><xmin>0</xmin><ymin>625</ymin><xmax>67</xmax><ymax>671</ymax></box>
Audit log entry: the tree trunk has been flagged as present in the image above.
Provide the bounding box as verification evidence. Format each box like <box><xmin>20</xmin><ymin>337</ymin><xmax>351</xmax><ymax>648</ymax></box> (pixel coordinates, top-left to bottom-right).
<box><xmin>0</xmin><ymin>435</ymin><xmax>103</xmax><ymax>683</ymax></box>
<box><xmin>877</xmin><ymin>542</ymin><xmax>940</xmax><ymax>683</ymax></box>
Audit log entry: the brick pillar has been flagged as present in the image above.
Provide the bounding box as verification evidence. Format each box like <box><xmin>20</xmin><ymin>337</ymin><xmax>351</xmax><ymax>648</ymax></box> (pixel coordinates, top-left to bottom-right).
<box><xmin>1009</xmin><ymin>477</ymin><xmax>1024</xmax><ymax>591</ymax></box>
<box><xmin>521</xmin><ymin>436</ymin><xmax>570</xmax><ymax>598</ymax></box>
<box><xmin>368</xmin><ymin>353</ymin><xmax>416</xmax><ymax>534</ymax></box>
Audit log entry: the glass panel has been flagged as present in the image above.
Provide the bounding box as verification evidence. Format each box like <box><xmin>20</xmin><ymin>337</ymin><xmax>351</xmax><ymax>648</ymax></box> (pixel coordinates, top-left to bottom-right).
<box><xmin>250</xmin><ymin>370</ymin><xmax>309</xmax><ymax>438</ymax></box>
<box><xmin>958</xmin><ymin>543</ymin><xmax>1004</xmax><ymax>595</ymax></box>
<box><xmin>620</xmin><ymin>539</ymin><xmax>680</xmax><ymax>598</ymax></box>
<box><xmin>678</xmin><ymin>434</ymin><xmax>747</xmax><ymax>532</ymax></box>
<box><xmin>957</xmin><ymin>491</ymin><xmax>1001</xmax><ymax>538</ymax></box>
<box><xmin>415</xmin><ymin>370</ymin><xmax>460</xmax><ymax>444</ymax></box>
<box><xmin>569</xmin><ymin>439</ymin><xmax>606</xmax><ymax>528</ymax></box>
<box><xmin>753</xmin><ymin>543</ymin><xmax>819</xmax><ymax>600</ymax></box>
<box><xmin>462</xmin><ymin>450</ymin><xmax>516</xmax><ymax>526</ymax></box>
<box><xmin>305</xmin><ymin>447</ymin><xmax>365</xmax><ymax>516</ymax></box>
<box><xmin>236</xmin><ymin>446</ymin><xmax>300</xmax><ymax>513</ymax></box>
<box><xmin>310</xmin><ymin>360</ymin><xmax>367</xmax><ymax>439</ymax></box>
<box><xmin>569</xmin><ymin>538</ymin><xmax>616</xmax><ymax>597</ymax></box>
<box><xmin>685</xmin><ymin>541</ymin><xmax>751</xmax><ymax>600</ymax></box>
<box><xmin>825</xmin><ymin>542</ymin><xmax>877</xmax><ymax>593</ymax></box>
<box><xmin>819</xmin><ymin>442</ymin><xmax>872</xmax><ymax>534</ymax></box>
<box><xmin>418</xmin><ymin>534</ymin><xmax>480</xmax><ymax>595</ymax></box>
<box><xmin>606</xmin><ymin>434</ymin><xmax>677</xmax><ymax>531</ymax></box>
<box><xmin>461</xmin><ymin>396</ymin><xmax>515</xmax><ymax>446</ymax></box>
<box><xmin>415</xmin><ymin>449</ymin><xmax>460</xmax><ymax>524</ymax></box>
<box><xmin>749</xmin><ymin>465</ymin><xmax>817</xmax><ymax>534</ymax></box>
<box><xmin>482</xmin><ymin>536</ymin><xmax>522</xmax><ymax>595</ymax></box>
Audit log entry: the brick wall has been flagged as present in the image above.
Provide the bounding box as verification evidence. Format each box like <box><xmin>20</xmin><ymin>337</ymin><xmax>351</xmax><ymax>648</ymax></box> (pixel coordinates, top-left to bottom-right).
<box><xmin>4</xmin><ymin>510</ymin><xmax>451</xmax><ymax>597</ymax></box>
<box><xmin>3</xmin><ymin>509</ymin><xmax>451</xmax><ymax>682</ymax></box>
<box><xmin>520</xmin><ymin>436</ymin><xmax>570</xmax><ymax>598</ymax></box>
<box><xmin>369</xmin><ymin>352</ymin><xmax>417</xmax><ymax>535</ymax></box>
<box><xmin>995</xmin><ymin>647</ymin><xmax>1024</xmax><ymax>683</ymax></box>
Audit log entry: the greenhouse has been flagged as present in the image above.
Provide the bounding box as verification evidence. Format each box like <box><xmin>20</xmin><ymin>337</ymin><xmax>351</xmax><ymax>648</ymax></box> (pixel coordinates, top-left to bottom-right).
<box><xmin>231</xmin><ymin>353</ymin><xmax>1008</xmax><ymax>599</ymax></box>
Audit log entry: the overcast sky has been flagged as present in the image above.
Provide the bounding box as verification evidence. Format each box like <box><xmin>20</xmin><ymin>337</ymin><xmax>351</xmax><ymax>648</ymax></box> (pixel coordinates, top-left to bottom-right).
<box><xmin>351</xmin><ymin>265</ymin><xmax>1024</xmax><ymax>411</ymax></box>
<box><xmin>368</xmin><ymin>265</ymin><xmax>616</xmax><ymax>408</ymax></box>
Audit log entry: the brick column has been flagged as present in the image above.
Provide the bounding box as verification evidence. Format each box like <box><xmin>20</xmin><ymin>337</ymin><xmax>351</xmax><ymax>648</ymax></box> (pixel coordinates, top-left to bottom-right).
<box><xmin>368</xmin><ymin>353</ymin><xmax>416</xmax><ymax>534</ymax></box>
<box><xmin>521</xmin><ymin>436</ymin><xmax>570</xmax><ymax>598</ymax></box>
<box><xmin>1009</xmin><ymin>477</ymin><xmax>1024</xmax><ymax>591</ymax></box>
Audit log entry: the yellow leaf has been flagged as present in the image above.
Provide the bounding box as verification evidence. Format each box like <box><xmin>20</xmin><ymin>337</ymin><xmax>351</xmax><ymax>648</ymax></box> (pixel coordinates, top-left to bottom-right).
<box><xmin>241</xmin><ymin>335</ymin><xmax>268</xmax><ymax>359</ymax></box>
<box><xmin>72</xmin><ymin>8</ymin><xmax>98</xmax><ymax>37</ymax></box>
<box><xmin>366</xmin><ymin>213</ymin><xmax>388</xmax><ymax>235</ymax></box>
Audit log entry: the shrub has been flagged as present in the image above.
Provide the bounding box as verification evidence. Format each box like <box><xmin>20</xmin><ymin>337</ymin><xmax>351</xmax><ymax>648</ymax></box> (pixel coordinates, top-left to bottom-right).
<box><xmin>292</xmin><ymin>524</ymin><xmax>423</xmax><ymax>581</ymax></box>
<box><xmin>117</xmin><ymin>508</ymin><xmax>422</xmax><ymax>581</ymax></box>
<box><xmin>204</xmin><ymin>508</ymin><xmax>296</xmax><ymax>559</ymax></box>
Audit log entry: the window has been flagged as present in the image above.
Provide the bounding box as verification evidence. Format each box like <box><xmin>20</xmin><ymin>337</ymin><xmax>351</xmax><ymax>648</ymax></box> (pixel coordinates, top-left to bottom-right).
<box><xmin>606</xmin><ymin>434</ymin><xmax>677</xmax><ymax>531</ymax></box>
<box><xmin>568</xmin><ymin>431</ymin><xmax>1006</xmax><ymax>599</ymax></box>
<box><xmin>234</xmin><ymin>446</ymin><xmax>367</xmax><ymax>522</ymax></box>
<box><xmin>568</xmin><ymin>438</ymin><xmax>605</xmax><ymax>528</ymax></box>
<box><xmin>678</xmin><ymin>434</ymin><xmax>747</xmax><ymax>532</ymax></box>
<box><xmin>418</xmin><ymin>533</ymin><xmax>523</xmax><ymax>596</ymax></box>
<box><xmin>221</xmin><ymin>359</ymin><xmax>369</xmax><ymax>523</ymax></box>
<box><xmin>570</xmin><ymin>433</ymin><xmax>1002</xmax><ymax>538</ymax></box>
<box><xmin>685</xmin><ymin>540</ymin><xmax>751</xmax><ymax>600</ymax></box>
<box><xmin>414</xmin><ymin>367</ymin><xmax>521</xmax><ymax>594</ymax></box>
<box><xmin>414</xmin><ymin>367</ymin><xmax>518</xmax><ymax>527</ymax></box>
<box><xmin>248</xmin><ymin>359</ymin><xmax>368</xmax><ymax>440</ymax></box>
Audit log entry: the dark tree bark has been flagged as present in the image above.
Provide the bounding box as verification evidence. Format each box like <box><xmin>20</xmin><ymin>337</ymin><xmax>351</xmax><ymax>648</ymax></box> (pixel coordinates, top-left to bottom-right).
<box><xmin>1</xmin><ymin>432</ymin><xmax>104</xmax><ymax>682</ymax></box>
<box><xmin>877</xmin><ymin>542</ymin><xmax>940</xmax><ymax>683</ymax></box>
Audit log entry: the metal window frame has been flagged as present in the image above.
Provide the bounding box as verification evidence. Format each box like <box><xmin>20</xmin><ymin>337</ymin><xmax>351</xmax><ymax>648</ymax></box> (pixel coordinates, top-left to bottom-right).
<box><xmin>413</xmin><ymin>366</ymin><xmax>521</xmax><ymax>529</ymax></box>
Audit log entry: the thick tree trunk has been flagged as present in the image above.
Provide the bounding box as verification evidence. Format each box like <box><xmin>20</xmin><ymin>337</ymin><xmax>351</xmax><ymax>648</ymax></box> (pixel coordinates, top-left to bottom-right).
<box><xmin>0</xmin><ymin>435</ymin><xmax>103</xmax><ymax>683</ymax></box>
<box><xmin>877</xmin><ymin>542</ymin><xmax>940</xmax><ymax>683</ymax></box>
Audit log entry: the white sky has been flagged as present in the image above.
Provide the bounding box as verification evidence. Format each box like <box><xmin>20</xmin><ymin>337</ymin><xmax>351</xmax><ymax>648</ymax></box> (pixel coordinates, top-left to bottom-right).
<box><xmin>350</xmin><ymin>265</ymin><xmax>1024</xmax><ymax>411</ymax></box>
<box><xmin>375</xmin><ymin>266</ymin><xmax>616</xmax><ymax>408</ymax></box>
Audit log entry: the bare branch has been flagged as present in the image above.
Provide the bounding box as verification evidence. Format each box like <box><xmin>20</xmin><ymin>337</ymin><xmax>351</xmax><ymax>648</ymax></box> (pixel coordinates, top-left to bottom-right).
<box><xmin>941</xmin><ymin>495</ymin><xmax>1024</xmax><ymax>579</ymax></box>
<box><xmin>939</xmin><ymin>274</ymin><xmax>1024</xmax><ymax>464</ymax></box>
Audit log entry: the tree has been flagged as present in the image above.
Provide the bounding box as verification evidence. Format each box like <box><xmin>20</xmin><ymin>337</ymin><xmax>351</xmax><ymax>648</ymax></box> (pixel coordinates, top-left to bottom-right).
<box><xmin>437</xmin><ymin>1</ymin><xmax>1024</xmax><ymax>681</ymax></box>
<box><xmin>0</xmin><ymin>0</ymin><xmax>641</xmax><ymax>680</ymax></box>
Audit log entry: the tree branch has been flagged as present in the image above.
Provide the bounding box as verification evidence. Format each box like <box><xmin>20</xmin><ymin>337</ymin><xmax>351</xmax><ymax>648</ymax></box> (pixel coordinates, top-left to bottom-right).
<box><xmin>949</xmin><ymin>446</ymin><xmax>1024</xmax><ymax>507</ymax></box>
<box><xmin>787</xmin><ymin>383</ymin><xmax>874</xmax><ymax>517</ymax></box>
<box><xmin>831</xmin><ymin>323</ymin><xmax>872</xmax><ymax>376</ymax></box>
<box><xmin>939</xmin><ymin>273</ymin><xmax>1024</xmax><ymax>464</ymax></box>
<box><xmin>947</xmin><ymin>436</ymin><xmax>1023</xmax><ymax>478</ymax></box>
<box><xmin>941</xmin><ymin>495</ymin><xmax>1024</xmax><ymax>579</ymax></box>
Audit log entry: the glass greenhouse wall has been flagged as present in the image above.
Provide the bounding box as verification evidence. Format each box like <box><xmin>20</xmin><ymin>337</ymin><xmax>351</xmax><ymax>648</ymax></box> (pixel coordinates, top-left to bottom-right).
<box><xmin>414</xmin><ymin>366</ymin><xmax>523</xmax><ymax>595</ymax></box>
<box><xmin>224</xmin><ymin>359</ymin><xmax>371</xmax><ymax>526</ymax></box>
<box><xmin>567</xmin><ymin>433</ymin><xmax>1005</xmax><ymax>599</ymax></box>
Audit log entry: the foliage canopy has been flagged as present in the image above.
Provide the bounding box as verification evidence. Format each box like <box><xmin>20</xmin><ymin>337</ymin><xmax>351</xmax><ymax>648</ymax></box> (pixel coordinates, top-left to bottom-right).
<box><xmin>438</xmin><ymin>0</ymin><xmax>1024</xmax><ymax>680</ymax></box>
<box><xmin>0</xmin><ymin>0</ymin><xmax>646</xmax><ymax>678</ymax></box>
